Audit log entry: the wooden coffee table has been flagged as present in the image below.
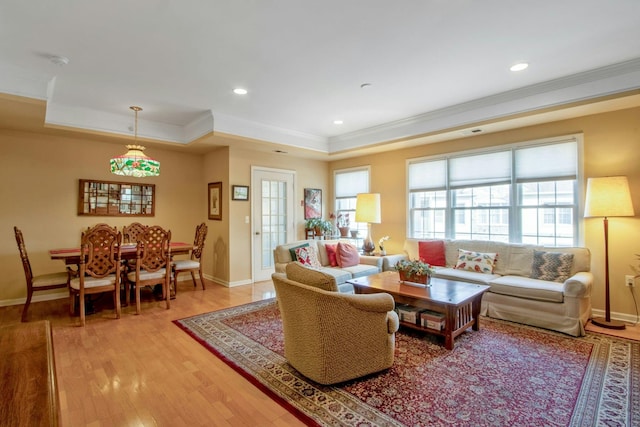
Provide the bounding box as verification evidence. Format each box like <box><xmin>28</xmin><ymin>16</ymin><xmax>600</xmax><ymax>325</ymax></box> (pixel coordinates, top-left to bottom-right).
<box><xmin>347</xmin><ymin>271</ymin><xmax>489</xmax><ymax>350</ymax></box>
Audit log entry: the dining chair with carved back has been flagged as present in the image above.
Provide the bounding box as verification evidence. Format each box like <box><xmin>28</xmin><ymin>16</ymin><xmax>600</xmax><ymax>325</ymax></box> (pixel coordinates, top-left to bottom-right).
<box><xmin>172</xmin><ymin>222</ymin><xmax>207</xmax><ymax>293</ymax></box>
<box><xmin>14</xmin><ymin>226</ymin><xmax>70</xmax><ymax>322</ymax></box>
<box><xmin>126</xmin><ymin>225</ymin><xmax>172</xmax><ymax>314</ymax></box>
<box><xmin>122</xmin><ymin>222</ymin><xmax>147</xmax><ymax>244</ymax></box>
<box><xmin>69</xmin><ymin>223</ymin><xmax>123</xmax><ymax>326</ymax></box>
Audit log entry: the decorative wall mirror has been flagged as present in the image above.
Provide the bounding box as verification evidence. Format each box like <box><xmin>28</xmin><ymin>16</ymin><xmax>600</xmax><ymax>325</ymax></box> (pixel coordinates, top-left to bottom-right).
<box><xmin>78</xmin><ymin>179</ymin><xmax>155</xmax><ymax>216</ymax></box>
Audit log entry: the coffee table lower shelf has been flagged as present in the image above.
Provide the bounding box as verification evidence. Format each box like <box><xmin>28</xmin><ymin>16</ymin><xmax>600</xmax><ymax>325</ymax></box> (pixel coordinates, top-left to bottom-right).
<box><xmin>397</xmin><ymin>302</ymin><xmax>480</xmax><ymax>350</ymax></box>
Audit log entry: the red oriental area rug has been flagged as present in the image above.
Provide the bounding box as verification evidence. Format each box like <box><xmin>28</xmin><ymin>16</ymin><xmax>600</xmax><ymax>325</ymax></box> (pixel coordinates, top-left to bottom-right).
<box><xmin>174</xmin><ymin>299</ymin><xmax>639</xmax><ymax>427</ymax></box>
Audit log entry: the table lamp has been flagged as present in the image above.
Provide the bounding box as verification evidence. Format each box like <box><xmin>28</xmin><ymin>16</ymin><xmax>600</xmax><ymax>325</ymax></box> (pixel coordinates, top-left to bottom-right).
<box><xmin>584</xmin><ymin>176</ymin><xmax>635</xmax><ymax>330</ymax></box>
<box><xmin>355</xmin><ymin>193</ymin><xmax>381</xmax><ymax>255</ymax></box>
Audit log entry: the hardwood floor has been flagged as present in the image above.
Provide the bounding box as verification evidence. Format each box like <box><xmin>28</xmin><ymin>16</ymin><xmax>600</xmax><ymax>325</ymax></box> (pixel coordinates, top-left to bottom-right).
<box><xmin>0</xmin><ymin>280</ymin><xmax>306</xmax><ymax>427</ymax></box>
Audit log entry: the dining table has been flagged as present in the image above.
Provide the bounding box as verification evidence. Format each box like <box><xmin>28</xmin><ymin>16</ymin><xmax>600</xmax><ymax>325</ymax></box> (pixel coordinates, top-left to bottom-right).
<box><xmin>49</xmin><ymin>242</ymin><xmax>195</xmax><ymax>311</ymax></box>
<box><xmin>49</xmin><ymin>242</ymin><xmax>195</xmax><ymax>265</ymax></box>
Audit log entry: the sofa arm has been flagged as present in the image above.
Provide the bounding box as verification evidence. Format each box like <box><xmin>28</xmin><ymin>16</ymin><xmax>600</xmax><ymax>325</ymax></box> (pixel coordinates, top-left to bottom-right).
<box><xmin>359</xmin><ymin>255</ymin><xmax>383</xmax><ymax>271</ymax></box>
<box><xmin>382</xmin><ymin>254</ymin><xmax>408</xmax><ymax>271</ymax></box>
<box><xmin>563</xmin><ymin>271</ymin><xmax>593</xmax><ymax>298</ymax></box>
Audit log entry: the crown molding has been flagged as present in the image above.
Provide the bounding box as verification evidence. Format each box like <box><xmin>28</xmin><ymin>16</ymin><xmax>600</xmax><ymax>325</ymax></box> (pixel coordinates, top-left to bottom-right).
<box><xmin>212</xmin><ymin>112</ymin><xmax>329</xmax><ymax>153</ymax></box>
<box><xmin>329</xmin><ymin>58</ymin><xmax>640</xmax><ymax>152</ymax></box>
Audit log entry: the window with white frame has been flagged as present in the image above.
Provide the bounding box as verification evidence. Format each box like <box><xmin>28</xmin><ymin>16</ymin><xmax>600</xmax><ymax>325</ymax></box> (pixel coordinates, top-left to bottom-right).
<box><xmin>334</xmin><ymin>167</ymin><xmax>369</xmax><ymax>237</ymax></box>
<box><xmin>408</xmin><ymin>136</ymin><xmax>580</xmax><ymax>246</ymax></box>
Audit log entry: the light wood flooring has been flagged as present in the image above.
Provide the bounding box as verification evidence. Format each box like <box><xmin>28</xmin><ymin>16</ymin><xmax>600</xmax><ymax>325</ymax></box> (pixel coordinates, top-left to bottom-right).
<box><xmin>0</xmin><ymin>280</ymin><xmax>306</xmax><ymax>427</ymax></box>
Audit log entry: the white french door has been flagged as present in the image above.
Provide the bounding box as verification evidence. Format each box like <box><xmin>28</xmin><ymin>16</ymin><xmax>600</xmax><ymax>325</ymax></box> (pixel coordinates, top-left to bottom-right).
<box><xmin>251</xmin><ymin>167</ymin><xmax>295</xmax><ymax>282</ymax></box>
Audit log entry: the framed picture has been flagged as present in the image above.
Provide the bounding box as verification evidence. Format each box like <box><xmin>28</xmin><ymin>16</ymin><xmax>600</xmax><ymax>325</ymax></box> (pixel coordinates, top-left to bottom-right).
<box><xmin>232</xmin><ymin>185</ymin><xmax>249</xmax><ymax>201</ymax></box>
<box><xmin>208</xmin><ymin>182</ymin><xmax>222</xmax><ymax>220</ymax></box>
<box><xmin>304</xmin><ymin>188</ymin><xmax>322</xmax><ymax>219</ymax></box>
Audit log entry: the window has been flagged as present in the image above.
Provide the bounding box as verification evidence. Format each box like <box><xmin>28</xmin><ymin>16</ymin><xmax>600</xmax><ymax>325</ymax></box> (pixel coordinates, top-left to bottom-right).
<box><xmin>408</xmin><ymin>136</ymin><xmax>580</xmax><ymax>246</ymax></box>
<box><xmin>334</xmin><ymin>167</ymin><xmax>370</xmax><ymax>237</ymax></box>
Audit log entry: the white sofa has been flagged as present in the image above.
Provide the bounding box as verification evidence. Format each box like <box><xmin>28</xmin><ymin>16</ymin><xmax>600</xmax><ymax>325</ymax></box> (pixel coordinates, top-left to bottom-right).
<box><xmin>382</xmin><ymin>239</ymin><xmax>592</xmax><ymax>337</ymax></box>
<box><xmin>273</xmin><ymin>239</ymin><xmax>382</xmax><ymax>293</ymax></box>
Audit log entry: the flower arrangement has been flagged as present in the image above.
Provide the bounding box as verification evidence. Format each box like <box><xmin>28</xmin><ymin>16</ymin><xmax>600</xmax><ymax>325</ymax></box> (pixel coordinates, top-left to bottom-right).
<box><xmin>395</xmin><ymin>259</ymin><xmax>434</xmax><ymax>279</ymax></box>
<box><xmin>337</xmin><ymin>212</ymin><xmax>350</xmax><ymax>228</ymax></box>
<box><xmin>378</xmin><ymin>235</ymin><xmax>389</xmax><ymax>251</ymax></box>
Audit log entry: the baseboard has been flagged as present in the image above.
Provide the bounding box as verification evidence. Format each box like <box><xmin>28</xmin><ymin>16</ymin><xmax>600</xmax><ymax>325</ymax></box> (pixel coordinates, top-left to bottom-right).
<box><xmin>0</xmin><ymin>291</ymin><xmax>68</xmax><ymax>308</ymax></box>
<box><xmin>591</xmin><ymin>308</ymin><xmax>640</xmax><ymax>324</ymax></box>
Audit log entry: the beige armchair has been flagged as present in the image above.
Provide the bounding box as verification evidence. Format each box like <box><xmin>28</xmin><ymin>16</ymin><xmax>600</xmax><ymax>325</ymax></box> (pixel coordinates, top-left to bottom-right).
<box><xmin>272</xmin><ymin>272</ymin><xmax>399</xmax><ymax>385</ymax></box>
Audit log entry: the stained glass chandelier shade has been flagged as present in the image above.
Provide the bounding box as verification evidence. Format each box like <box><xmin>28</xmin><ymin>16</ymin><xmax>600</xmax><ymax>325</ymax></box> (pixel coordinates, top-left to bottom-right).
<box><xmin>110</xmin><ymin>106</ymin><xmax>160</xmax><ymax>177</ymax></box>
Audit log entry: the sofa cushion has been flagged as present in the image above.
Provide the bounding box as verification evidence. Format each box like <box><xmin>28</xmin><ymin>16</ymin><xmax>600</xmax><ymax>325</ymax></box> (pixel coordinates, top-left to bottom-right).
<box><xmin>340</xmin><ymin>263</ymin><xmax>380</xmax><ymax>279</ymax></box>
<box><xmin>285</xmin><ymin>262</ymin><xmax>338</xmax><ymax>292</ymax></box>
<box><xmin>316</xmin><ymin>267</ymin><xmax>353</xmax><ymax>285</ymax></box>
<box><xmin>294</xmin><ymin>245</ymin><xmax>321</xmax><ymax>268</ymax></box>
<box><xmin>418</xmin><ymin>240</ymin><xmax>446</xmax><ymax>266</ymax></box>
<box><xmin>531</xmin><ymin>250</ymin><xmax>574</xmax><ymax>283</ymax></box>
<box><xmin>455</xmin><ymin>249</ymin><xmax>498</xmax><ymax>274</ymax></box>
<box><xmin>288</xmin><ymin>242</ymin><xmax>310</xmax><ymax>262</ymax></box>
<box><xmin>432</xmin><ymin>267</ymin><xmax>501</xmax><ymax>285</ymax></box>
<box><xmin>325</xmin><ymin>243</ymin><xmax>338</xmax><ymax>267</ymax></box>
<box><xmin>337</xmin><ymin>242</ymin><xmax>360</xmax><ymax>267</ymax></box>
<box><xmin>489</xmin><ymin>275</ymin><xmax>564</xmax><ymax>303</ymax></box>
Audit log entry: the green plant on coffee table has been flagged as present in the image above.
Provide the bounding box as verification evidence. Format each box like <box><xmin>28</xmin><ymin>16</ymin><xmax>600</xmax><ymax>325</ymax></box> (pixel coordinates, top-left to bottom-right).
<box><xmin>395</xmin><ymin>259</ymin><xmax>435</xmax><ymax>278</ymax></box>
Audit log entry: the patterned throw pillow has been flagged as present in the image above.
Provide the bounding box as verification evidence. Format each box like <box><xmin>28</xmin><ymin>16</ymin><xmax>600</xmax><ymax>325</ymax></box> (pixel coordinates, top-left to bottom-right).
<box><xmin>289</xmin><ymin>243</ymin><xmax>309</xmax><ymax>261</ymax></box>
<box><xmin>454</xmin><ymin>249</ymin><xmax>498</xmax><ymax>274</ymax></box>
<box><xmin>531</xmin><ymin>250</ymin><xmax>574</xmax><ymax>283</ymax></box>
<box><xmin>294</xmin><ymin>245</ymin><xmax>321</xmax><ymax>268</ymax></box>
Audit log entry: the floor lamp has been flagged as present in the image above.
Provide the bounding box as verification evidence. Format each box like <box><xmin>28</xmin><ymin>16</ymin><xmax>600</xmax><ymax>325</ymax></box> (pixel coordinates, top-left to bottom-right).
<box><xmin>584</xmin><ymin>176</ymin><xmax>635</xmax><ymax>330</ymax></box>
<box><xmin>355</xmin><ymin>193</ymin><xmax>381</xmax><ymax>255</ymax></box>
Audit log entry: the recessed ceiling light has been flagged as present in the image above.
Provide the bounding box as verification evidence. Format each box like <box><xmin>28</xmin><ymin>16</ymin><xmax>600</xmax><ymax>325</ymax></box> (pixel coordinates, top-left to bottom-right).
<box><xmin>510</xmin><ymin>62</ymin><xmax>529</xmax><ymax>72</ymax></box>
<box><xmin>233</xmin><ymin>88</ymin><xmax>248</xmax><ymax>95</ymax></box>
<box><xmin>333</xmin><ymin>120</ymin><xmax>344</xmax><ymax>125</ymax></box>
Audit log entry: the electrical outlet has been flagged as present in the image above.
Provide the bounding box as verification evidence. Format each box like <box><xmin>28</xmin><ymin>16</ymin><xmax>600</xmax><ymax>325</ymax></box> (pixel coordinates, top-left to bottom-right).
<box><xmin>625</xmin><ymin>275</ymin><xmax>635</xmax><ymax>287</ymax></box>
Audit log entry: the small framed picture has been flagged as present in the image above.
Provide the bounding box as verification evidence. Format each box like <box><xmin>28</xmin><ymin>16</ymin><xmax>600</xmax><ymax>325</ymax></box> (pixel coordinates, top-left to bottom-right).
<box><xmin>232</xmin><ymin>185</ymin><xmax>249</xmax><ymax>201</ymax></box>
<box><xmin>208</xmin><ymin>182</ymin><xmax>222</xmax><ymax>220</ymax></box>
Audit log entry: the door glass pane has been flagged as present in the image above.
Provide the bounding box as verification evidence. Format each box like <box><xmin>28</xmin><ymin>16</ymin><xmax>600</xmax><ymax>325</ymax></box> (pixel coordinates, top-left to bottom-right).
<box><xmin>261</xmin><ymin>179</ymin><xmax>288</xmax><ymax>269</ymax></box>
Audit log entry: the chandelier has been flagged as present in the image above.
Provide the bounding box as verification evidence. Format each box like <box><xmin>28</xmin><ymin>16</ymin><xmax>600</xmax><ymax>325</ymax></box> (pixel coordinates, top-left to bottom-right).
<box><xmin>110</xmin><ymin>106</ymin><xmax>160</xmax><ymax>177</ymax></box>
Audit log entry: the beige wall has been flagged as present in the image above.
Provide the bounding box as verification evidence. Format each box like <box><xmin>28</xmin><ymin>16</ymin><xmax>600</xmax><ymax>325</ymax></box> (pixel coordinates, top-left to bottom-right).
<box><xmin>227</xmin><ymin>146</ymin><xmax>329</xmax><ymax>284</ymax></box>
<box><xmin>329</xmin><ymin>106</ymin><xmax>640</xmax><ymax>319</ymax></box>
<box><xmin>0</xmin><ymin>129</ymin><xmax>204</xmax><ymax>303</ymax></box>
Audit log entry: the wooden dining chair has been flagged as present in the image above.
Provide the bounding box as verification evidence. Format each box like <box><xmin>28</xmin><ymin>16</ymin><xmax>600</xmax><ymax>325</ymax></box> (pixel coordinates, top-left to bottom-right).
<box><xmin>126</xmin><ymin>225</ymin><xmax>172</xmax><ymax>314</ymax></box>
<box><xmin>123</xmin><ymin>222</ymin><xmax>147</xmax><ymax>244</ymax></box>
<box><xmin>69</xmin><ymin>224</ymin><xmax>123</xmax><ymax>326</ymax></box>
<box><xmin>14</xmin><ymin>226</ymin><xmax>70</xmax><ymax>322</ymax></box>
<box><xmin>172</xmin><ymin>222</ymin><xmax>208</xmax><ymax>293</ymax></box>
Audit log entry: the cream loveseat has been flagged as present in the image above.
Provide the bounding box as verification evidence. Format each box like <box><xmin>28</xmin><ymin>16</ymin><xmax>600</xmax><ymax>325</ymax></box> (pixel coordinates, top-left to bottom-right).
<box><xmin>273</xmin><ymin>239</ymin><xmax>382</xmax><ymax>293</ymax></box>
<box><xmin>272</xmin><ymin>265</ymin><xmax>399</xmax><ymax>385</ymax></box>
<box><xmin>383</xmin><ymin>239</ymin><xmax>592</xmax><ymax>337</ymax></box>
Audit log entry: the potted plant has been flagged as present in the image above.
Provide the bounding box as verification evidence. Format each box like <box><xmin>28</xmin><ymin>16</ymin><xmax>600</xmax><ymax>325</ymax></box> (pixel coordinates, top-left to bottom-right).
<box><xmin>305</xmin><ymin>218</ymin><xmax>333</xmax><ymax>237</ymax></box>
<box><xmin>395</xmin><ymin>259</ymin><xmax>435</xmax><ymax>285</ymax></box>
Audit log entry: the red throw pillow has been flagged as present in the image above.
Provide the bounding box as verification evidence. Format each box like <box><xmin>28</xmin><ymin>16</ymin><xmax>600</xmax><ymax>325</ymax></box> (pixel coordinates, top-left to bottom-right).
<box><xmin>418</xmin><ymin>240</ymin><xmax>446</xmax><ymax>267</ymax></box>
<box><xmin>336</xmin><ymin>242</ymin><xmax>360</xmax><ymax>268</ymax></box>
<box><xmin>325</xmin><ymin>243</ymin><xmax>338</xmax><ymax>267</ymax></box>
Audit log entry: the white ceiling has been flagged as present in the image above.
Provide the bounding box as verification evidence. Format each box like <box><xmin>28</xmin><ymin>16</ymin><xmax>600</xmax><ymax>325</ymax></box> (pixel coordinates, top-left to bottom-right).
<box><xmin>1</xmin><ymin>0</ymin><xmax>640</xmax><ymax>155</ymax></box>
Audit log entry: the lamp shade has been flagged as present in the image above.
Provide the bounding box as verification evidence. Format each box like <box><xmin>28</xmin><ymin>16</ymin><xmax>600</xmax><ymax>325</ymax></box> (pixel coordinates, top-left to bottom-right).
<box><xmin>355</xmin><ymin>193</ymin><xmax>381</xmax><ymax>223</ymax></box>
<box><xmin>584</xmin><ymin>176</ymin><xmax>634</xmax><ymax>218</ymax></box>
<box><xmin>110</xmin><ymin>145</ymin><xmax>160</xmax><ymax>177</ymax></box>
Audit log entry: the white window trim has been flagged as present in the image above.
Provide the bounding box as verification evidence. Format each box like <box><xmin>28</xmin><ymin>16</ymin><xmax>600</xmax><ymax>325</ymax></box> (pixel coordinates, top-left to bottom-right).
<box><xmin>406</xmin><ymin>133</ymin><xmax>585</xmax><ymax>245</ymax></box>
